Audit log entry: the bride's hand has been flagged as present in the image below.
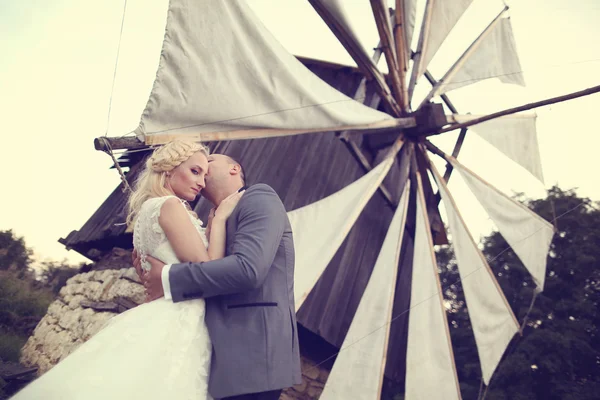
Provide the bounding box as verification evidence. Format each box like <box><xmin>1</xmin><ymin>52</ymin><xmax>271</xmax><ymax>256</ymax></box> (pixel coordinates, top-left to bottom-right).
<box><xmin>214</xmin><ymin>190</ymin><xmax>245</xmax><ymax>221</ymax></box>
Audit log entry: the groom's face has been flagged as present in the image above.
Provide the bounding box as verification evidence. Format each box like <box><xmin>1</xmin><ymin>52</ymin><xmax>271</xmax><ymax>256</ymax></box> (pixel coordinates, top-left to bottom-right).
<box><xmin>204</xmin><ymin>154</ymin><xmax>233</xmax><ymax>192</ymax></box>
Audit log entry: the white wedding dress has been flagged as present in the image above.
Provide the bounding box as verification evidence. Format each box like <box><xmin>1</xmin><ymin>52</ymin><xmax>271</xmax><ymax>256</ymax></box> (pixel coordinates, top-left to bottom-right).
<box><xmin>12</xmin><ymin>196</ymin><xmax>213</xmax><ymax>400</ymax></box>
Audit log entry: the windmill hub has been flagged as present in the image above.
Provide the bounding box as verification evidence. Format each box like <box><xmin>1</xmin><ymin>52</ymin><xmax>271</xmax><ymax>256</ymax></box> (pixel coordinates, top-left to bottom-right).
<box><xmin>403</xmin><ymin>102</ymin><xmax>447</xmax><ymax>139</ymax></box>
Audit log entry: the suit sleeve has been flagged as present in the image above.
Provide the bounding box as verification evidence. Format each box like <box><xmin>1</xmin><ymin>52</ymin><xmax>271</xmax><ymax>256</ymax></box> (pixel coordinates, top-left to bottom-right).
<box><xmin>167</xmin><ymin>186</ymin><xmax>286</xmax><ymax>302</ymax></box>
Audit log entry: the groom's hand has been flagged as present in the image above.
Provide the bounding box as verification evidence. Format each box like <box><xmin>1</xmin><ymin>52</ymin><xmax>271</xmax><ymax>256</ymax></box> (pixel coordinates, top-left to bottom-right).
<box><xmin>141</xmin><ymin>255</ymin><xmax>166</xmax><ymax>302</ymax></box>
<box><xmin>131</xmin><ymin>249</ymin><xmax>144</xmax><ymax>281</ymax></box>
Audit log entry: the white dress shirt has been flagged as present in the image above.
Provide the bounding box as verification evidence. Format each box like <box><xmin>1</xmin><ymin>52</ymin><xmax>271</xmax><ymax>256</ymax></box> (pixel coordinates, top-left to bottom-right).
<box><xmin>161</xmin><ymin>264</ymin><xmax>173</xmax><ymax>301</ymax></box>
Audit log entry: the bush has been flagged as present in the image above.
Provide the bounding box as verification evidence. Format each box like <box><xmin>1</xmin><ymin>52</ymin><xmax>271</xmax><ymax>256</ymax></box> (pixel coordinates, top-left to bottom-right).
<box><xmin>0</xmin><ymin>271</ymin><xmax>54</xmax><ymax>362</ymax></box>
<box><xmin>0</xmin><ymin>230</ymin><xmax>32</xmax><ymax>272</ymax></box>
<box><xmin>0</xmin><ymin>272</ymin><xmax>54</xmax><ymax>321</ymax></box>
<box><xmin>0</xmin><ymin>331</ymin><xmax>27</xmax><ymax>362</ymax></box>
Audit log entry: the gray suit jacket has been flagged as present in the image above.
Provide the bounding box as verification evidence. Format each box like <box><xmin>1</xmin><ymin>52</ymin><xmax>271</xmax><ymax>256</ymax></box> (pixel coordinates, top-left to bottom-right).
<box><xmin>168</xmin><ymin>184</ymin><xmax>302</xmax><ymax>399</ymax></box>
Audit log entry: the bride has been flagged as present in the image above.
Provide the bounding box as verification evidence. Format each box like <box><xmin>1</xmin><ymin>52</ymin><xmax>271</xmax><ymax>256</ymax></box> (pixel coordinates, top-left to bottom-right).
<box><xmin>12</xmin><ymin>139</ymin><xmax>240</xmax><ymax>400</ymax></box>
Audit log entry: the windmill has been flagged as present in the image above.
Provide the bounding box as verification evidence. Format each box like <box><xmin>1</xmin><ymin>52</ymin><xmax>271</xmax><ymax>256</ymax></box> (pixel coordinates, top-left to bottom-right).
<box><xmin>92</xmin><ymin>0</ymin><xmax>600</xmax><ymax>398</ymax></box>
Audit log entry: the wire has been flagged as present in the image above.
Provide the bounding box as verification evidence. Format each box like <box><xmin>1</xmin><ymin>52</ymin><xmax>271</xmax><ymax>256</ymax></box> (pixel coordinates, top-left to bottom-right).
<box><xmin>104</xmin><ymin>0</ymin><xmax>129</xmax><ymax>137</ymax></box>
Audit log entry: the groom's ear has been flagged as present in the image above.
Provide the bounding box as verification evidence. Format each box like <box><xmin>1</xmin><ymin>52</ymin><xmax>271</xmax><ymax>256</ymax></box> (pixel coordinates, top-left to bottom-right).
<box><xmin>229</xmin><ymin>164</ymin><xmax>241</xmax><ymax>176</ymax></box>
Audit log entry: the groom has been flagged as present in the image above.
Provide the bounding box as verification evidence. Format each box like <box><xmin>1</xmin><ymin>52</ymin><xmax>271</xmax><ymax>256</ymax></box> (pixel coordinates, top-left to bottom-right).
<box><xmin>137</xmin><ymin>154</ymin><xmax>302</xmax><ymax>400</ymax></box>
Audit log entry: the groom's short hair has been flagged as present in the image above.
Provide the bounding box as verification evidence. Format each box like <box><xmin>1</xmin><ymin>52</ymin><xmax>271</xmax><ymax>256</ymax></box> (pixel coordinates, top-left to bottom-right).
<box><xmin>225</xmin><ymin>155</ymin><xmax>246</xmax><ymax>185</ymax></box>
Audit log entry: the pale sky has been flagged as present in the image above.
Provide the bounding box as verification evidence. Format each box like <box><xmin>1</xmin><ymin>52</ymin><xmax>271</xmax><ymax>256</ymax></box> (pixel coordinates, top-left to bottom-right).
<box><xmin>1</xmin><ymin>0</ymin><xmax>598</xmax><ymax>265</ymax></box>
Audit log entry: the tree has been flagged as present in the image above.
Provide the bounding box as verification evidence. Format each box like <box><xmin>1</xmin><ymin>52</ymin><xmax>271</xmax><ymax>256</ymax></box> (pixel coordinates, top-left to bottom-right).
<box><xmin>38</xmin><ymin>260</ymin><xmax>82</xmax><ymax>295</ymax></box>
<box><xmin>439</xmin><ymin>187</ymin><xmax>600</xmax><ymax>399</ymax></box>
<box><xmin>486</xmin><ymin>187</ymin><xmax>600</xmax><ymax>399</ymax></box>
<box><xmin>0</xmin><ymin>230</ymin><xmax>32</xmax><ymax>275</ymax></box>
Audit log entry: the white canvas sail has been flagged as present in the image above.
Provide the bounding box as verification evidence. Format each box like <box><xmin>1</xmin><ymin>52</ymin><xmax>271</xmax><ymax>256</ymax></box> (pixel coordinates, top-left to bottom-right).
<box><xmin>441</xmin><ymin>17</ymin><xmax>525</xmax><ymax>93</ymax></box>
<box><xmin>450</xmin><ymin>113</ymin><xmax>544</xmax><ymax>182</ymax></box>
<box><xmin>320</xmin><ymin>0</ymin><xmax>375</xmax><ymax>60</ymax></box>
<box><xmin>290</xmin><ymin>148</ymin><xmax>402</xmax><ymax>309</ymax></box>
<box><xmin>319</xmin><ymin>183</ymin><xmax>409</xmax><ymax>400</ymax></box>
<box><xmin>403</xmin><ymin>0</ymin><xmax>418</xmax><ymax>55</ymax></box>
<box><xmin>450</xmin><ymin>158</ymin><xmax>554</xmax><ymax>292</ymax></box>
<box><xmin>405</xmin><ymin>174</ymin><xmax>461</xmax><ymax>400</ymax></box>
<box><xmin>417</xmin><ymin>0</ymin><xmax>474</xmax><ymax>78</ymax></box>
<box><xmin>431</xmin><ymin>163</ymin><xmax>519</xmax><ymax>384</ymax></box>
<box><xmin>135</xmin><ymin>0</ymin><xmax>391</xmax><ymax>144</ymax></box>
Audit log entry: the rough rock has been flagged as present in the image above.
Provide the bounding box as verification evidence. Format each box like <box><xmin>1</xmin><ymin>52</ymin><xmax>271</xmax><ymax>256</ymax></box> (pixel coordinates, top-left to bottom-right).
<box><xmin>282</xmin><ymin>355</ymin><xmax>331</xmax><ymax>399</ymax></box>
<box><xmin>20</xmin><ymin>257</ymin><xmax>143</xmax><ymax>375</ymax></box>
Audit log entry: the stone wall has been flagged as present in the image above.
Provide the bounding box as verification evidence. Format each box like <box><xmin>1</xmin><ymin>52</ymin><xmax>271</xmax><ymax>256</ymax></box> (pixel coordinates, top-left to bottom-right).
<box><xmin>282</xmin><ymin>355</ymin><xmax>330</xmax><ymax>399</ymax></box>
<box><xmin>20</xmin><ymin>249</ymin><xmax>144</xmax><ymax>374</ymax></box>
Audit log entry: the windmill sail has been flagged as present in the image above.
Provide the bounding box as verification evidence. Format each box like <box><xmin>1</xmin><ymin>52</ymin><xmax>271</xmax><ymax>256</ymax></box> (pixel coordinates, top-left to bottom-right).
<box><xmin>449</xmin><ymin>158</ymin><xmax>555</xmax><ymax>292</ymax></box>
<box><xmin>449</xmin><ymin>113</ymin><xmax>544</xmax><ymax>182</ymax></box>
<box><xmin>431</xmin><ymin>163</ymin><xmax>519</xmax><ymax>384</ymax></box>
<box><xmin>319</xmin><ymin>0</ymin><xmax>374</xmax><ymax>59</ymax></box>
<box><xmin>289</xmin><ymin>148</ymin><xmax>402</xmax><ymax>309</ymax></box>
<box><xmin>402</xmin><ymin>0</ymin><xmax>418</xmax><ymax>58</ymax></box>
<box><xmin>134</xmin><ymin>0</ymin><xmax>391</xmax><ymax>145</ymax></box>
<box><xmin>416</xmin><ymin>0</ymin><xmax>474</xmax><ymax>80</ymax></box>
<box><xmin>405</xmin><ymin>174</ymin><xmax>461</xmax><ymax>400</ymax></box>
<box><xmin>441</xmin><ymin>17</ymin><xmax>525</xmax><ymax>93</ymax></box>
<box><xmin>319</xmin><ymin>183</ymin><xmax>409</xmax><ymax>400</ymax></box>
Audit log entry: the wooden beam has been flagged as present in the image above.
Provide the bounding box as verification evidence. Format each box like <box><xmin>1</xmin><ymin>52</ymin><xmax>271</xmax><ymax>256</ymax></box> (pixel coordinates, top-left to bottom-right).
<box><xmin>339</xmin><ymin>40</ymin><xmax>385</xmax><ymax>141</ymax></box>
<box><xmin>341</xmin><ymin>135</ymin><xmax>405</xmax><ymax>209</ymax></box>
<box><xmin>94</xmin><ymin>136</ymin><xmax>146</xmax><ymax>152</ymax></box>
<box><xmin>428</xmin><ymin>128</ymin><xmax>467</xmax><ymax>208</ymax></box>
<box><xmin>424</xmin><ymin>70</ymin><xmax>458</xmax><ymax>114</ymax></box>
<box><xmin>422</xmin><ymin>70</ymin><xmax>463</xmax><ymax>191</ymax></box>
<box><xmin>443</xmin><ymin>127</ymin><xmax>468</xmax><ymax>182</ymax></box>
<box><xmin>337</xmin><ymin>37</ymin><xmax>400</xmax><ymax>209</ymax></box>
<box><xmin>432</xmin><ymin>83</ymin><xmax>600</xmax><ymax>136</ymax></box>
<box><xmin>95</xmin><ymin>117</ymin><xmax>416</xmax><ymax>151</ymax></box>
<box><xmin>418</xmin><ymin>7</ymin><xmax>508</xmax><ymax>109</ymax></box>
<box><xmin>370</xmin><ymin>0</ymin><xmax>405</xmax><ymax>112</ymax></box>
<box><xmin>308</xmin><ymin>0</ymin><xmax>402</xmax><ymax>116</ymax></box>
<box><xmin>340</xmin><ymin>137</ymin><xmax>397</xmax><ymax>208</ymax></box>
<box><xmin>394</xmin><ymin>0</ymin><xmax>410</xmax><ymax>111</ymax></box>
<box><xmin>424</xmin><ymin>140</ymin><xmax>449</xmax><ymax>161</ymax></box>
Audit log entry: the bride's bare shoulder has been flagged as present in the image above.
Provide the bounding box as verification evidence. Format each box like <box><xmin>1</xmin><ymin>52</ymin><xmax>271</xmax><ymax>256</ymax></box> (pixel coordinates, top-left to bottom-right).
<box><xmin>158</xmin><ymin>196</ymin><xmax>189</xmax><ymax>222</ymax></box>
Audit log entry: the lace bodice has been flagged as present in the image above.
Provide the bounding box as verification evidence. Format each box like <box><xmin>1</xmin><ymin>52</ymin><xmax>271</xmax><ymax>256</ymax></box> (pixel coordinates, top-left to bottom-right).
<box><xmin>133</xmin><ymin>196</ymin><xmax>208</xmax><ymax>270</ymax></box>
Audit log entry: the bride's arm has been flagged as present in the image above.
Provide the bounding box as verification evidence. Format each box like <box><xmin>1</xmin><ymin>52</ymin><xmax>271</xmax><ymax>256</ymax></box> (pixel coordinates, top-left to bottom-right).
<box><xmin>206</xmin><ymin>213</ymin><xmax>227</xmax><ymax>260</ymax></box>
<box><xmin>159</xmin><ymin>198</ymin><xmax>211</xmax><ymax>263</ymax></box>
<box><xmin>205</xmin><ymin>191</ymin><xmax>244</xmax><ymax>259</ymax></box>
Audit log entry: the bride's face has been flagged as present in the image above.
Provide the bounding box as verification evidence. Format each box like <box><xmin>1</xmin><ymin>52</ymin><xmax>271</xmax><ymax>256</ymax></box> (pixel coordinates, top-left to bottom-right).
<box><xmin>166</xmin><ymin>152</ymin><xmax>209</xmax><ymax>201</ymax></box>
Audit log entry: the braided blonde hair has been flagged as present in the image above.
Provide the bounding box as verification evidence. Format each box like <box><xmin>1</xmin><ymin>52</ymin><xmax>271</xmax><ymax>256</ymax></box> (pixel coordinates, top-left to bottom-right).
<box><xmin>126</xmin><ymin>139</ymin><xmax>209</xmax><ymax>228</ymax></box>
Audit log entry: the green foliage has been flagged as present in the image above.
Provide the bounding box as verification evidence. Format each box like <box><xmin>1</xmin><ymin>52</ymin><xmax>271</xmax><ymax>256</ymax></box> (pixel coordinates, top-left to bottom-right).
<box><xmin>0</xmin><ymin>230</ymin><xmax>32</xmax><ymax>274</ymax></box>
<box><xmin>37</xmin><ymin>260</ymin><xmax>81</xmax><ymax>295</ymax></box>
<box><xmin>0</xmin><ymin>271</ymin><xmax>55</xmax><ymax>362</ymax></box>
<box><xmin>437</xmin><ymin>186</ymin><xmax>600</xmax><ymax>399</ymax></box>
<box><xmin>0</xmin><ymin>229</ymin><xmax>84</xmax><ymax>365</ymax></box>
<box><xmin>0</xmin><ymin>272</ymin><xmax>54</xmax><ymax>319</ymax></box>
<box><xmin>0</xmin><ymin>331</ymin><xmax>27</xmax><ymax>362</ymax></box>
